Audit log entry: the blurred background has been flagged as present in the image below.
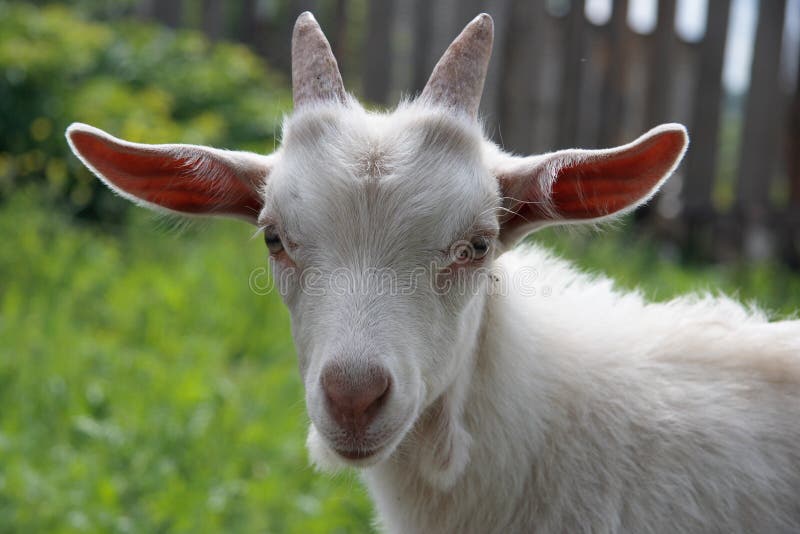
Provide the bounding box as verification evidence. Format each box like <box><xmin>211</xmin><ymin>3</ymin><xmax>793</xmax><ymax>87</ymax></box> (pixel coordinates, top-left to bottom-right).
<box><xmin>1</xmin><ymin>0</ymin><xmax>799</xmax><ymax>532</ymax></box>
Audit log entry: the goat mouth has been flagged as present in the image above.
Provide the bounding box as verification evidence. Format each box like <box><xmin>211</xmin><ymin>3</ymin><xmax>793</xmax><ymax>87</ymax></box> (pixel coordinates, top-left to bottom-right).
<box><xmin>333</xmin><ymin>445</ymin><xmax>381</xmax><ymax>461</ymax></box>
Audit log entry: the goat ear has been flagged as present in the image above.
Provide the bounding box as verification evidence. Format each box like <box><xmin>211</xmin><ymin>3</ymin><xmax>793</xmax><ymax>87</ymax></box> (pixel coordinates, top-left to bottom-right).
<box><xmin>494</xmin><ymin>124</ymin><xmax>688</xmax><ymax>244</ymax></box>
<box><xmin>66</xmin><ymin>123</ymin><xmax>272</xmax><ymax>224</ymax></box>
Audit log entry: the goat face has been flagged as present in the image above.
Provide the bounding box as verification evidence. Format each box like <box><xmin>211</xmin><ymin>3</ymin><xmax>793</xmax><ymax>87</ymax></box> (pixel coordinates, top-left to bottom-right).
<box><xmin>263</xmin><ymin>104</ymin><xmax>500</xmax><ymax>466</ymax></box>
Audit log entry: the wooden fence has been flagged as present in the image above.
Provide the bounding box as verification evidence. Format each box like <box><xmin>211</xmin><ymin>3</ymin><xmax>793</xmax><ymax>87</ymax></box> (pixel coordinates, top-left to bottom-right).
<box><xmin>137</xmin><ymin>0</ymin><xmax>800</xmax><ymax>265</ymax></box>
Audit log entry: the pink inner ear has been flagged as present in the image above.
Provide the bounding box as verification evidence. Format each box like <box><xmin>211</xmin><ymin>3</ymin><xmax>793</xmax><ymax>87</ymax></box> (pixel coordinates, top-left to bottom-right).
<box><xmin>546</xmin><ymin>129</ymin><xmax>686</xmax><ymax>220</ymax></box>
<box><xmin>69</xmin><ymin>129</ymin><xmax>264</xmax><ymax>219</ymax></box>
<box><xmin>496</xmin><ymin>127</ymin><xmax>687</xmax><ymax>241</ymax></box>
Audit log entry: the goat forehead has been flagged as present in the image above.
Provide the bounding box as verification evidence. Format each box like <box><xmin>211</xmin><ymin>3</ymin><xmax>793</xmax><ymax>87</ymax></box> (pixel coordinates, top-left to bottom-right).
<box><xmin>279</xmin><ymin>104</ymin><xmax>484</xmax><ymax>180</ymax></box>
<box><xmin>269</xmin><ymin>105</ymin><xmax>499</xmax><ymax>246</ymax></box>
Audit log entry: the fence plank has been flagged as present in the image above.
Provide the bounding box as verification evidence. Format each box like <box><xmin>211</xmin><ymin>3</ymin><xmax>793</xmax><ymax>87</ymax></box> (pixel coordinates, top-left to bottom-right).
<box><xmin>533</xmin><ymin>8</ymin><xmax>569</xmax><ymax>152</ymax></box>
<box><xmin>783</xmin><ymin>45</ymin><xmax>800</xmax><ymax>266</ymax></box>
<box><xmin>644</xmin><ymin>0</ymin><xmax>677</xmax><ymax>129</ymax></box>
<box><xmin>138</xmin><ymin>0</ymin><xmax>183</xmax><ymax>27</ymax></box>
<box><xmin>676</xmin><ymin>2</ymin><xmax>729</xmax><ymax>260</ymax></box>
<box><xmin>556</xmin><ymin>0</ymin><xmax>587</xmax><ymax>148</ymax></box>
<box><xmin>576</xmin><ymin>19</ymin><xmax>606</xmax><ymax>148</ymax></box>
<box><xmin>363</xmin><ymin>0</ymin><xmax>396</xmax><ymax>104</ymax></box>
<box><xmin>330</xmin><ymin>0</ymin><xmax>350</xmax><ymax>75</ymax></box>
<box><xmin>497</xmin><ymin>0</ymin><xmax>543</xmax><ymax>153</ymax></box>
<box><xmin>200</xmin><ymin>0</ymin><xmax>224</xmax><ymax>41</ymax></box>
<box><xmin>430</xmin><ymin>0</ymin><xmax>462</xmax><ymax>63</ymax></box>
<box><xmin>411</xmin><ymin>0</ymin><xmax>435</xmax><ymax>93</ymax></box>
<box><xmin>478</xmin><ymin>0</ymin><xmax>514</xmax><ymax>128</ymax></box>
<box><xmin>598</xmin><ymin>0</ymin><xmax>630</xmax><ymax>148</ymax></box>
<box><xmin>735</xmin><ymin>0</ymin><xmax>787</xmax><ymax>224</ymax></box>
<box><xmin>791</xmin><ymin>49</ymin><xmax>800</xmax><ymax>209</ymax></box>
<box><xmin>683</xmin><ymin>0</ymin><xmax>731</xmax><ymax>218</ymax></box>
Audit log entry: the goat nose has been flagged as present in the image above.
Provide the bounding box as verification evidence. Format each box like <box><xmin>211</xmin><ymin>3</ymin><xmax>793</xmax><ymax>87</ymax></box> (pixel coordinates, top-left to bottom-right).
<box><xmin>320</xmin><ymin>362</ymin><xmax>391</xmax><ymax>433</ymax></box>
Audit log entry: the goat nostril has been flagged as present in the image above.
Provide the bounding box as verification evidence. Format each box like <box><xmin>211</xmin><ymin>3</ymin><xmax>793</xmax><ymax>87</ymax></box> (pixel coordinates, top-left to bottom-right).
<box><xmin>365</xmin><ymin>375</ymin><xmax>390</xmax><ymax>415</ymax></box>
<box><xmin>321</xmin><ymin>364</ymin><xmax>391</xmax><ymax>430</ymax></box>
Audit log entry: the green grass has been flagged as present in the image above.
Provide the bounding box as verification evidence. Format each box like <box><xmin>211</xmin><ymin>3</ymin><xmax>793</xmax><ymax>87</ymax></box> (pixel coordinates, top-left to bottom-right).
<box><xmin>1</xmin><ymin>191</ymin><xmax>798</xmax><ymax>533</ymax></box>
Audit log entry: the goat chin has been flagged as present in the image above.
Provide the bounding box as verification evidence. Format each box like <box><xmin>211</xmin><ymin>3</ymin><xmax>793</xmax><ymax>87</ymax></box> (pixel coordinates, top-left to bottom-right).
<box><xmin>306</xmin><ymin>426</ymin><xmax>347</xmax><ymax>473</ymax></box>
<box><xmin>305</xmin><ymin>422</ymin><xmax>402</xmax><ymax>472</ymax></box>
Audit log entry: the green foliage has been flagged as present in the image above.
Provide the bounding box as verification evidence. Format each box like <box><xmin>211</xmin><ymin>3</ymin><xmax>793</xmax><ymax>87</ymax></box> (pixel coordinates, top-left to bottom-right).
<box><xmin>0</xmin><ymin>2</ymin><xmax>290</xmax><ymax>220</ymax></box>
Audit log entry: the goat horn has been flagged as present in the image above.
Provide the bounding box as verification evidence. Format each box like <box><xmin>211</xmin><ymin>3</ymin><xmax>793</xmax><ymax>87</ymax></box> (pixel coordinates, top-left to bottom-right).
<box><xmin>292</xmin><ymin>12</ymin><xmax>347</xmax><ymax>108</ymax></box>
<box><xmin>420</xmin><ymin>13</ymin><xmax>494</xmax><ymax>118</ymax></box>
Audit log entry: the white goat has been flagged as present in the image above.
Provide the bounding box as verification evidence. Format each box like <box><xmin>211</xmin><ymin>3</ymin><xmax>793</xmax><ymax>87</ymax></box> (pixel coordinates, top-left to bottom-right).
<box><xmin>66</xmin><ymin>12</ymin><xmax>800</xmax><ymax>533</ymax></box>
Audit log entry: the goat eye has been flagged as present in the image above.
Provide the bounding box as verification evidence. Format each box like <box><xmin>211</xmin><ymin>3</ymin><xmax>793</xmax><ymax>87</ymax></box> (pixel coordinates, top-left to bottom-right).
<box><xmin>471</xmin><ymin>236</ymin><xmax>490</xmax><ymax>259</ymax></box>
<box><xmin>450</xmin><ymin>236</ymin><xmax>492</xmax><ymax>264</ymax></box>
<box><xmin>263</xmin><ymin>228</ymin><xmax>284</xmax><ymax>254</ymax></box>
